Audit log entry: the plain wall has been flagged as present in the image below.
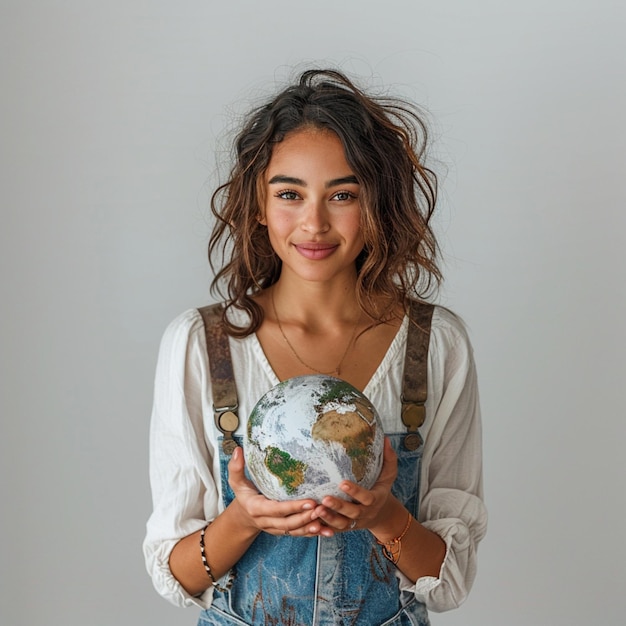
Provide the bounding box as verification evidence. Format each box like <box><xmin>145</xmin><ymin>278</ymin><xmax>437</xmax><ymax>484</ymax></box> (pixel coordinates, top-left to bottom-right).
<box><xmin>1</xmin><ymin>1</ymin><xmax>624</xmax><ymax>624</ymax></box>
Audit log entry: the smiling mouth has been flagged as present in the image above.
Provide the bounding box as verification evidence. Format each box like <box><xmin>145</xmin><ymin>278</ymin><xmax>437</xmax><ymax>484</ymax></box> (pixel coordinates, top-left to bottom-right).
<box><xmin>293</xmin><ymin>243</ymin><xmax>339</xmax><ymax>260</ymax></box>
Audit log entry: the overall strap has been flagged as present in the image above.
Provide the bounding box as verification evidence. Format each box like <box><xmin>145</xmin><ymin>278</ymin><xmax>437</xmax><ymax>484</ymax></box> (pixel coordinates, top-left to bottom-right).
<box><xmin>197</xmin><ymin>303</ymin><xmax>239</xmax><ymax>455</ymax></box>
<box><xmin>401</xmin><ymin>300</ymin><xmax>435</xmax><ymax>450</ymax></box>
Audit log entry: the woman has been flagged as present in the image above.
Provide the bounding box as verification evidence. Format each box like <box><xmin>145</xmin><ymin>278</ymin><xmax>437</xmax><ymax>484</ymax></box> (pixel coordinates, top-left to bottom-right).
<box><xmin>144</xmin><ymin>69</ymin><xmax>486</xmax><ymax>625</ymax></box>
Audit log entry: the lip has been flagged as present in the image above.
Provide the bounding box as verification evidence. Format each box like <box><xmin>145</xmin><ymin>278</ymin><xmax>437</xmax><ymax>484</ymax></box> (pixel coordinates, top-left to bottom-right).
<box><xmin>293</xmin><ymin>242</ymin><xmax>339</xmax><ymax>260</ymax></box>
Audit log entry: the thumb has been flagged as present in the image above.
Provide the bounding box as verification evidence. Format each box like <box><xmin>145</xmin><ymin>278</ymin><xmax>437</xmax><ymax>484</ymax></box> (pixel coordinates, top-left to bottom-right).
<box><xmin>228</xmin><ymin>446</ymin><xmax>245</xmax><ymax>475</ymax></box>
<box><xmin>377</xmin><ymin>437</ymin><xmax>398</xmax><ymax>485</ymax></box>
<box><xmin>227</xmin><ymin>446</ymin><xmax>257</xmax><ymax>493</ymax></box>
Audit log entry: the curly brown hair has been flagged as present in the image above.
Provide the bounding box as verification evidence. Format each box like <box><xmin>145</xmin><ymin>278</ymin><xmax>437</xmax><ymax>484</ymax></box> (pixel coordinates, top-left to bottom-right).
<box><xmin>209</xmin><ymin>69</ymin><xmax>441</xmax><ymax>336</ymax></box>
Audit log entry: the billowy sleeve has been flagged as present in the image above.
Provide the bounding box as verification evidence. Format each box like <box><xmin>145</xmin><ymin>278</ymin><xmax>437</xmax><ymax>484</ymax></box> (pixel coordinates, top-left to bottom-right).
<box><xmin>142</xmin><ymin>309</ymin><xmax>220</xmax><ymax>609</ymax></box>
<box><xmin>406</xmin><ymin>309</ymin><xmax>487</xmax><ymax>611</ymax></box>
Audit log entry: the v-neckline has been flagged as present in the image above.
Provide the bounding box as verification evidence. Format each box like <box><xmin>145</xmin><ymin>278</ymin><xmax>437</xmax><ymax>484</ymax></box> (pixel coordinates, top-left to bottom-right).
<box><xmin>248</xmin><ymin>315</ymin><xmax>409</xmax><ymax>396</ymax></box>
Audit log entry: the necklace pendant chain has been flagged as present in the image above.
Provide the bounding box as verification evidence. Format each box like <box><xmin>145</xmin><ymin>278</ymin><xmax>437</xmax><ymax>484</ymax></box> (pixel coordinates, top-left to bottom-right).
<box><xmin>271</xmin><ymin>291</ymin><xmax>360</xmax><ymax>378</ymax></box>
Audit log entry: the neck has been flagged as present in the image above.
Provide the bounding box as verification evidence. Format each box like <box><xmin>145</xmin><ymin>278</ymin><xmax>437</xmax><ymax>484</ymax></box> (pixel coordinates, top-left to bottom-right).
<box><xmin>271</xmin><ymin>274</ymin><xmax>361</xmax><ymax>328</ymax></box>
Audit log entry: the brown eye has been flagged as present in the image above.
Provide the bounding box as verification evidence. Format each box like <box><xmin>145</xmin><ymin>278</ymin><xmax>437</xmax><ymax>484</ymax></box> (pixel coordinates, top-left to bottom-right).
<box><xmin>276</xmin><ymin>190</ymin><xmax>300</xmax><ymax>200</ymax></box>
<box><xmin>331</xmin><ymin>191</ymin><xmax>356</xmax><ymax>201</ymax></box>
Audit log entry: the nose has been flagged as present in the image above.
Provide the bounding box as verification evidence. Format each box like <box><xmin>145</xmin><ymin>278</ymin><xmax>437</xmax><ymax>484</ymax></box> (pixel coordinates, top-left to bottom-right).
<box><xmin>300</xmin><ymin>198</ymin><xmax>330</xmax><ymax>234</ymax></box>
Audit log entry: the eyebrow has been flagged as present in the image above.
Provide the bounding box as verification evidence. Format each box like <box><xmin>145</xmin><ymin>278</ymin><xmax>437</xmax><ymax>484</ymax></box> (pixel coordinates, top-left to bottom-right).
<box><xmin>267</xmin><ymin>174</ymin><xmax>359</xmax><ymax>188</ymax></box>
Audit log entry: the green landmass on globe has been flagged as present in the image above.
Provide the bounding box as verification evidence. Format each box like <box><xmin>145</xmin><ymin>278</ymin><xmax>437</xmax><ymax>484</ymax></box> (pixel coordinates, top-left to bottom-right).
<box><xmin>264</xmin><ymin>446</ymin><xmax>306</xmax><ymax>495</ymax></box>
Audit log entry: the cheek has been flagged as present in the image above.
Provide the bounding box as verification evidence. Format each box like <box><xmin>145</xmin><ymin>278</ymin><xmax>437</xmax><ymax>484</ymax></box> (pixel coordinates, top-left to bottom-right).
<box><xmin>267</xmin><ymin>212</ymin><xmax>293</xmax><ymax>236</ymax></box>
<box><xmin>264</xmin><ymin>213</ymin><xmax>295</xmax><ymax>251</ymax></box>
<box><xmin>343</xmin><ymin>213</ymin><xmax>364</xmax><ymax>241</ymax></box>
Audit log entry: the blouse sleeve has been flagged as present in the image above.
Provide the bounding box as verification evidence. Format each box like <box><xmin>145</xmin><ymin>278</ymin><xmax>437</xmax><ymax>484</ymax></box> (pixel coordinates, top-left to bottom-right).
<box><xmin>406</xmin><ymin>309</ymin><xmax>488</xmax><ymax>612</ymax></box>
<box><xmin>142</xmin><ymin>309</ymin><xmax>220</xmax><ymax>609</ymax></box>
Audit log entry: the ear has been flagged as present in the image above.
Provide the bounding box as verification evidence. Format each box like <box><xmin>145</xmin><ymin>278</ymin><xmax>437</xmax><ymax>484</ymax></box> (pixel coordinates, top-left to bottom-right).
<box><xmin>257</xmin><ymin>214</ymin><xmax>267</xmax><ymax>226</ymax></box>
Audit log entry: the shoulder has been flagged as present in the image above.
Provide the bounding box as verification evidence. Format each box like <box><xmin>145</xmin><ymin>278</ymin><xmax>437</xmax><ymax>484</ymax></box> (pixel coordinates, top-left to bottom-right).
<box><xmin>428</xmin><ymin>305</ymin><xmax>476</xmax><ymax>376</ymax></box>
<box><xmin>158</xmin><ymin>305</ymin><xmax>252</xmax><ymax>354</ymax></box>
<box><xmin>431</xmin><ymin>305</ymin><xmax>471</xmax><ymax>344</ymax></box>
<box><xmin>159</xmin><ymin>308</ymin><xmax>205</xmax><ymax>350</ymax></box>
<box><xmin>406</xmin><ymin>301</ymin><xmax>472</xmax><ymax>347</ymax></box>
<box><xmin>152</xmin><ymin>310</ymin><xmax>207</xmax><ymax>381</ymax></box>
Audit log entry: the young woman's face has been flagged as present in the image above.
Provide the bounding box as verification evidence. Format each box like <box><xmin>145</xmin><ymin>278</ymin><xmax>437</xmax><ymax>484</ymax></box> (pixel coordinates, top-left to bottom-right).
<box><xmin>260</xmin><ymin>127</ymin><xmax>364</xmax><ymax>285</ymax></box>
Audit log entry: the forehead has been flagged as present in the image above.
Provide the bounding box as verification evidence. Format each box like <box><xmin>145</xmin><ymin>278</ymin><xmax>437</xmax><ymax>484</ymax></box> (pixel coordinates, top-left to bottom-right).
<box><xmin>266</xmin><ymin>127</ymin><xmax>352</xmax><ymax>175</ymax></box>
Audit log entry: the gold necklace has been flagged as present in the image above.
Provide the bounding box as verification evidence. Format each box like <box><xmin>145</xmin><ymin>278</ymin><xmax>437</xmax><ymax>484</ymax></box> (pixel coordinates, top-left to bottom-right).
<box><xmin>271</xmin><ymin>290</ymin><xmax>360</xmax><ymax>377</ymax></box>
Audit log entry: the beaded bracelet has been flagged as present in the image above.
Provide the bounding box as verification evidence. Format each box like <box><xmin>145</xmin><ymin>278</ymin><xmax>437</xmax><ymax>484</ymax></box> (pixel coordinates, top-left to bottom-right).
<box><xmin>375</xmin><ymin>512</ymin><xmax>412</xmax><ymax>565</ymax></box>
<box><xmin>199</xmin><ymin>524</ymin><xmax>233</xmax><ymax>592</ymax></box>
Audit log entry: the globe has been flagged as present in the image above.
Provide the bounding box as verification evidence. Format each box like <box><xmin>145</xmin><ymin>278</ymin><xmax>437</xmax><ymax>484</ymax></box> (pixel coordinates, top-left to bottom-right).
<box><xmin>244</xmin><ymin>375</ymin><xmax>384</xmax><ymax>502</ymax></box>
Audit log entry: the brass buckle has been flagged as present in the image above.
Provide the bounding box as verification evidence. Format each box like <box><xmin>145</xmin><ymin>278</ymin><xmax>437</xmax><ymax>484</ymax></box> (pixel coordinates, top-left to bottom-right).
<box><xmin>213</xmin><ymin>404</ymin><xmax>239</xmax><ymax>455</ymax></box>
<box><xmin>400</xmin><ymin>398</ymin><xmax>425</xmax><ymax>451</ymax></box>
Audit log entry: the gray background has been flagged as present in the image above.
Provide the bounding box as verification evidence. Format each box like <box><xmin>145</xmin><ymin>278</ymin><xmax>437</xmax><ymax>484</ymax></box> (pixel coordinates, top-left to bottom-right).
<box><xmin>2</xmin><ymin>1</ymin><xmax>625</xmax><ymax>624</ymax></box>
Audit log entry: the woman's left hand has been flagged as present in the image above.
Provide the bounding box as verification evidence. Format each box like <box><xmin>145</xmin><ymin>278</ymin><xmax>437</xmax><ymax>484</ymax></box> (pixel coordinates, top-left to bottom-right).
<box><xmin>311</xmin><ymin>437</ymin><xmax>398</xmax><ymax>532</ymax></box>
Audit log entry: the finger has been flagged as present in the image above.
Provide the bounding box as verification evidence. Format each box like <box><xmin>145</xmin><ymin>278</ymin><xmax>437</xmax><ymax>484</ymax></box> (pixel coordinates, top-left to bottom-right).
<box><xmin>317</xmin><ymin>509</ymin><xmax>352</xmax><ymax>531</ymax></box>
<box><xmin>244</xmin><ymin>503</ymin><xmax>319</xmax><ymax>535</ymax></box>
<box><xmin>227</xmin><ymin>447</ymin><xmax>249</xmax><ymax>485</ymax></box>
<box><xmin>310</xmin><ymin>503</ymin><xmax>351</xmax><ymax>529</ymax></box>
<box><xmin>227</xmin><ymin>445</ymin><xmax>244</xmax><ymax>470</ymax></box>
<box><xmin>267</xmin><ymin>515</ymin><xmax>331</xmax><ymax>538</ymax></box>
<box><xmin>334</xmin><ymin>481</ymin><xmax>377</xmax><ymax>507</ymax></box>
<box><xmin>319</xmin><ymin>491</ymin><xmax>369</xmax><ymax>515</ymax></box>
<box><xmin>376</xmin><ymin>438</ymin><xmax>398</xmax><ymax>485</ymax></box>
<box><xmin>243</xmin><ymin>492</ymin><xmax>320</xmax><ymax>524</ymax></box>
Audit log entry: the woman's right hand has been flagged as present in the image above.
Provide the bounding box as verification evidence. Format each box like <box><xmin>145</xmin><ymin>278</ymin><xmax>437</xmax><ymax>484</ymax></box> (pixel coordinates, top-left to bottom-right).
<box><xmin>227</xmin><ymin>447</ymin><xmax>333</xmax><ymax>537</ymax></box>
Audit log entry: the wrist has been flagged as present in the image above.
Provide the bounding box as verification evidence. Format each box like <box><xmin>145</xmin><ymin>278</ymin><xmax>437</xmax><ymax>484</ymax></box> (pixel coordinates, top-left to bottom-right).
<box><xmin>376</xmin><ymin>512</ymin><xmax>412</xmax><ymax>564</ymax></box>
<box><xmin>369</xmin><ymin>497</ymin><xmax>409</xmax><ymax>543</ymax></box>
<box><xmin>228</xmin><ymin>498</ymin><xmax>263</xmax><ymax>539</ymax></box>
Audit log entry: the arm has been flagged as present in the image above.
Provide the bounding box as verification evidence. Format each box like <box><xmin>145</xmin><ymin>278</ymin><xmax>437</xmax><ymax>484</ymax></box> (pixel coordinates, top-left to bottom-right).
<box><xmin>415</xmin><ymin>315</ymin><xmax>486</xmax><ymax>610</ymax></box>
<box><xmin>143</xmin><ymin>311</ymin><xmax>328</xmax><ymax>605</ymax></box>
<box><xmin>167</xmin><ymin>458</ymin><xmax>260</xmax><ymax>597</ymax></box>
<box><xmin>143</xmin><ymin>310</ymin><xmax>219</xmax><ymax>608</ymax></box>
<box><xmin>310</xmin><ymin>309</ymin><xmax>487</xmax><ymax>611</ymax></box>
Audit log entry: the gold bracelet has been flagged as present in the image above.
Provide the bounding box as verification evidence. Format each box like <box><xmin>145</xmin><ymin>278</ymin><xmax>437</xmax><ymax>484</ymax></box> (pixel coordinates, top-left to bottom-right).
<box><xmin>375</xmin><ymin>512</ymin><xmax>412</xmax><ymax>565</ymax></box>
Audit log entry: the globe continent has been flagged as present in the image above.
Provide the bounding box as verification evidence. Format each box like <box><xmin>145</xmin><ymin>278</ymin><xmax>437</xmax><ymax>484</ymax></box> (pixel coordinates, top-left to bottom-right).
<box><xmin>244</xmin><ymin>375</ymin><xmax>384</xmax><ymax>501</ymax></box>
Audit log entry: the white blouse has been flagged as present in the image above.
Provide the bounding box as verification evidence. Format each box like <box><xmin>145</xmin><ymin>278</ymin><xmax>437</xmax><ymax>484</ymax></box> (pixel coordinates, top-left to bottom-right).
<box><xmin>143</xmin><ymin>305</ymin><xmax>487</xmax><ymax>613</ymax></box>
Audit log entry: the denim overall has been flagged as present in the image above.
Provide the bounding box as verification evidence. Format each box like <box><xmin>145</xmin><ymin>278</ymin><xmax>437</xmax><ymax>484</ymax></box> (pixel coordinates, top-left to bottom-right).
<box><xmin>197</xmin><ymin>302</ymin><xmax>433</xmax><ymax>626</ymax></box>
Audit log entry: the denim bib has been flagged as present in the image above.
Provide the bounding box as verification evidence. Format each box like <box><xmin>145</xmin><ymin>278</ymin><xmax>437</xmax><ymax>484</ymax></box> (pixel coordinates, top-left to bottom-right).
<box><xmin>197</xmin><ymin>433</ymin><xmax>430</xmax><ymax>626</ymax></box>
